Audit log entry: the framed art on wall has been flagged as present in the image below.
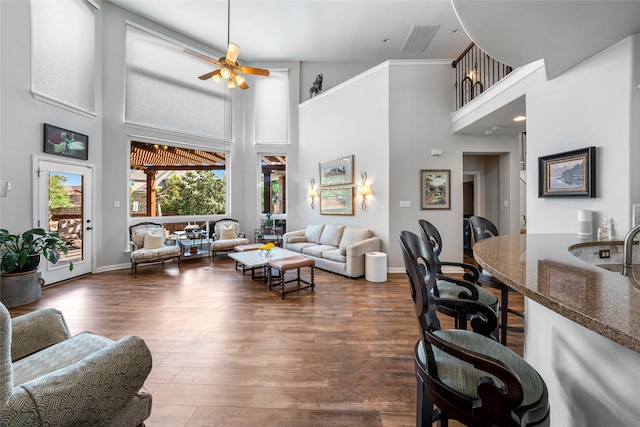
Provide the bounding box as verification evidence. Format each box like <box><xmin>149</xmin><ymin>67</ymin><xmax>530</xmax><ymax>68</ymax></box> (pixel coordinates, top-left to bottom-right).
<box><xmin>538</xmin><ymin>147</ymin><xmax>595</xmax><ymax>198</ymax></box>
<box><xmin>43</xmin><ymin>123</ymin><xmax>89</xmax><ymax>160</ymax></box>
<box><xmin>320</xmin><ymin>187</ymin><xmax>354</xmax><ymax>215</ymax></box>
<box><xmin>319</xmin><ymin>155</ymin><xmax>353</xmax><ymax>186</ymax></box>
<box><xmin>421</xmin><ymin>169</ymin><xmax>451</xmax><ymax>210</ymax></box>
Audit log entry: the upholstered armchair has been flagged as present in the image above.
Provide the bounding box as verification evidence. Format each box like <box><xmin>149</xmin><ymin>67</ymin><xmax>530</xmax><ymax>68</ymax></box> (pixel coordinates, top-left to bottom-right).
<box><xmin>0</xmin><ymin>303</ymin><xmax>153</xmax><ymax>426</ymax></box>
<box><xmin>210</xmin><ymin>218</ymin><xmax>249</xmax><ymax>261</ymax></box>
<box><xmin>129</xmin><ymin>222</ymin><xmax>181</xmax><ymax>275</ymax></box>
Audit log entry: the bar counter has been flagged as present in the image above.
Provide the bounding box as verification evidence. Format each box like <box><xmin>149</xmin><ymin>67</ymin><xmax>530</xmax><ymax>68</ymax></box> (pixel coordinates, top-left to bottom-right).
<box><xmin>473</xmin><ymin>233</ymin><xmax>640</xmax><ymax>352</ymax></box>
<box><xmin>473</xmin><ymin>233</ymin><xmax>640</xmax><ymax>426</ymax></box>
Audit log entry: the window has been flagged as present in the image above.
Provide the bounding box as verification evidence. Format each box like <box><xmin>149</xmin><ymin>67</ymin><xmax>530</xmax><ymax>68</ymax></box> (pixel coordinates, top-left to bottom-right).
<box><xmin>254</xmin><ymin>70</ymin><xmax>289</xmax><ymax>143</ymax></box>
<box><xmin>130</xmin><ymin>142</ymin><xmax>227</xmax><ymax>217</ymax></box>
<box><xmin>260</xmin><ymin>155</ymin><xmax>286</xmax><ymax>214</ymax></box>
<box><xmin>31</xmin><ymin>0</ymin><xmax>96</xmax><ymax>114</ymax></box>
<box><xmin>125</xmin><ymin>24</ymin><xmax>231</xmax><ymax>140</ymax></box>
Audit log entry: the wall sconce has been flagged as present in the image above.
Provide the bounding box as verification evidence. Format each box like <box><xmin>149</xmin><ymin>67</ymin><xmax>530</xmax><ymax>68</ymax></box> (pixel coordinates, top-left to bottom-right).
<box><xmin>307</xmin><ymin>178</ymin><xmax>318</xmax><ymax>209</ymax></box>
<box><xmin>357</xmin><ymin>172</ymin><xmax>372</xmax><ymax>211</ymax></box>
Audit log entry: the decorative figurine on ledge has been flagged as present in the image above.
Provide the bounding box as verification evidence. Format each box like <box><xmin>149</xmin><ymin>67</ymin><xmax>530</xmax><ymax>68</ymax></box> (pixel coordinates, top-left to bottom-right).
<box><xmin>309</xmin><ymin>74</ymin><xmax>323</xmax><ymax>98</ymax></box>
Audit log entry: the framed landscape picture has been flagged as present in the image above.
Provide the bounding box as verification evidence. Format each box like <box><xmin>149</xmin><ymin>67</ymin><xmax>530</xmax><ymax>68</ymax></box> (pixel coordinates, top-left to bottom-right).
<box><xmin>319</xmin><ymin>155</ymin><xmax>353</xmax><ymax>186</ymax></box>
<box><xmin>421</xmin><ymin>169</ymin><xmax>451</xmax><ymax>210</ymax></box>
<box><xmin>43</xmin><ymin>123</ymin><xmax>89</xmax><ymax>160</ymax></box>
<box><xmin>538</xmin><ymin>147</ymin><xmax>595</xmax><ymax>198</ymax></box>
<box><xmin>319</xmin><ymin>187</ymin><xmax>354</xmax><ymax>215</ymax></box>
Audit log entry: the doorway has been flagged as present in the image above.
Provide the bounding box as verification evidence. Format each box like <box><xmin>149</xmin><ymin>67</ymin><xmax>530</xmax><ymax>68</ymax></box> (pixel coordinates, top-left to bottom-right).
<box><xmin>35</xmin><ymin>159</ymin><xmax>93</xmax><ymax>284</ymax></box>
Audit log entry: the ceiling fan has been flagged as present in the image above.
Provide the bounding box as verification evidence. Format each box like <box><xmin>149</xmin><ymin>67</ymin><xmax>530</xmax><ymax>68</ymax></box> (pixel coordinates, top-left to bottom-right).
<box><xmin>184</xmin><ymin>0</ymin><xmax>269</xmax><ymax>90</ymax></box>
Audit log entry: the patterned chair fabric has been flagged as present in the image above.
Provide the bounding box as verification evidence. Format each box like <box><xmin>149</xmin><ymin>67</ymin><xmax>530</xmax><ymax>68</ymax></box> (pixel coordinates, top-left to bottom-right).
<box><xmin>211</xmin><ymin>218</ymin><xmax>249</xmax><ymax>262</ymax></box>
<box><xmin>129</xmin><ymin>222</ymin><xmax>181</xmax><ymax>275</ymax></box>
<box><xmin>0</xmin><ymin>303</ymin><xmax>153</xmax><ymax>426</ymax></box>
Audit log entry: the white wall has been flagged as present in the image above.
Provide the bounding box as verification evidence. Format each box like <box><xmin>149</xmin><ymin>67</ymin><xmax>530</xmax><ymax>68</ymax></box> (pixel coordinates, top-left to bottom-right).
<box><xmin>527</xmin><ymin>36</ymin><xmax>638</xmax><ymax>237</ymax></box>
<box><xmin>298</xmin><ymin>63</ymin><xmax>390</xmax><ymax>250</ymax></box>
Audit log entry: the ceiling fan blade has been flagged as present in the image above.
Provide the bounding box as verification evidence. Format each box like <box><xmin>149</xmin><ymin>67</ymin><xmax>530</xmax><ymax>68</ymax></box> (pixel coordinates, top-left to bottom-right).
<box><xmin>198</xmin><ymin>69</ymin><xmax>221</xmax><ymax>81</ymax></box>
<box><xmin>183</xmin><ymin>48</ymin><xmax>221</xmax><ymax>66</ymax></box>
<box><xmin>238</xmin><ymin>66</ymin><xmax>270</xmax><ymax>77</ymax></box>
<box><xmin>226</xmin><ymin>42</ymin><xmax>240</xmax><ymax>64</ymax></box>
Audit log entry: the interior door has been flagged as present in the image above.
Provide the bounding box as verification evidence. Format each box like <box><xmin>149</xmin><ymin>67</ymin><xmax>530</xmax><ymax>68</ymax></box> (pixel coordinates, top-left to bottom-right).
<box><xmin>35</xmin><ymin>159</ymin><xmax>93</xmax><ymax>284</ymax></box>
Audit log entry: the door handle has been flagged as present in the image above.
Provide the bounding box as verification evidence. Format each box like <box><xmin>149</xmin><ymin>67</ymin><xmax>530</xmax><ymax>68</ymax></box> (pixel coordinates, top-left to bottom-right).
<box><xmin>86</xmin><ymin>227</ymin><xmax>93</xmax><ymax>231</ymax></box>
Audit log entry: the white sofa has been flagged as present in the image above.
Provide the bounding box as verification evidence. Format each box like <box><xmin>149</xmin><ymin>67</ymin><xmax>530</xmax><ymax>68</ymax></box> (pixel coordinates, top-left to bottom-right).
<box><xmin>282</xmin><ymin>224</ymin><xmax>382</xmax><ymax>278</ymax></box>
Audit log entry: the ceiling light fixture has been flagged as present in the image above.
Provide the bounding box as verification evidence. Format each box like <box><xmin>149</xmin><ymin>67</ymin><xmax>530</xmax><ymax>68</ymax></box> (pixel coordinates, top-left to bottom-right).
<box><xmin>513</xmin><ymin>115</ymin><xmax>527</xmax><ymax>122</ymax></box>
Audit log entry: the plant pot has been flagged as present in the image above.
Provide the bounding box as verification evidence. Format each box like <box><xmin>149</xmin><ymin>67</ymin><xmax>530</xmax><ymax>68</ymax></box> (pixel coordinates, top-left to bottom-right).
<box><xmin>1</xmin><ymin>270</ymin><xmax>44</xmax><ymax>308</ymax></box>
<box><xmin>10</xmin><ymin>254</ymin><xmax>41</xmax><ymax>274</ymax></box>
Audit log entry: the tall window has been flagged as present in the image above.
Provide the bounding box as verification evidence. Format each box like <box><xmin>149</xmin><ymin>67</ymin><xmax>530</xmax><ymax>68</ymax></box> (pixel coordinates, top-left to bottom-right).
<box><xmin>130</xmin><ymin>142</ymin><xmax>227</xmax><ymax>217</ymax></box>
<box><xmin>260</xmin><ymin>155</ymin><xmax>286</xmax><ymax>214</ymax></box>
<box><xmin>255</xmin><ymin>70</ymin><xmax>289</xmax><ymax>143</ymax></box>
<box><xmin>31</xmin><ymin>0</ymin><xmax>96</xmax><ymax>114</ymax></box>
<box><xmin>125</xmin><ymin>24</ymin><xmax>231</xmax><ymax>140</ymax></box>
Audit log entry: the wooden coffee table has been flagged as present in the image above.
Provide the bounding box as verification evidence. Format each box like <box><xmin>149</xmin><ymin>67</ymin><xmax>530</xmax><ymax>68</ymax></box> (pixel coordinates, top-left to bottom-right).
<box><xmin>228</xmin><ymin>248</ymin><xmax>301</xmax><ymax>282</ymax></box>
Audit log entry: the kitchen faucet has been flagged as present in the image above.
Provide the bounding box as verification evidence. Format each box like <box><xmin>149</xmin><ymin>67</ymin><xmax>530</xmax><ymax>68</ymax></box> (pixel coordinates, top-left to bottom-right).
<box><xmin>622</xmin><ymin>224</ymin><xmax>640</xmax><ymax>279</ymax></box>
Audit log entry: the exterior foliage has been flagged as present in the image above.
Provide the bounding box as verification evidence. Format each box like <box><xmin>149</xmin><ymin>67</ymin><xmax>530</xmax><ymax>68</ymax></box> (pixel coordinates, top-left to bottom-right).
<box><xmin>158</xmin><ymin>171</ymin><xmax>225</xmax><ymax>215</ymax></box>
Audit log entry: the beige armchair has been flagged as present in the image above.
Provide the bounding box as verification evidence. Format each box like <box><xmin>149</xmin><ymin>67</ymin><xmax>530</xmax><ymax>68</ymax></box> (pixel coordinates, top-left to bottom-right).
<box><xmin>210</xmin><ymin>218</ymin><xmax>249</xmax><ymax>262</ymax></box>
<box><xmin>0</xmin><ymin>303</ymin><xmax>153</xmax><ymax>426</ymax></box>
<box><xmin>129</xmin><ymin>222</ymin><xmax>181</xmax><ymax>275</ymax></box>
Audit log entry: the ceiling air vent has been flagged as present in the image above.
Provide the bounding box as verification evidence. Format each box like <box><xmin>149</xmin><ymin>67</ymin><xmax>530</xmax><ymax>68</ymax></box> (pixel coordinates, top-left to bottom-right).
<box><xmin>401</xmin><ymin>25</ymin><xmax>440</xmax><ymax>53</ymax></box>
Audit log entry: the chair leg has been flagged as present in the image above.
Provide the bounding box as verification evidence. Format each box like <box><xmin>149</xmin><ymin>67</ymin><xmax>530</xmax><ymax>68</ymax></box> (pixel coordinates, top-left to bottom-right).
<box><xmin>416</xmin><ymin>374</ymin><xmax>433</xmax><ymax>427</ymax></box>
<box><xmin>501</xmin><ymin>285</ymin><xmax>509</xmax><ymax>345</ymax></box>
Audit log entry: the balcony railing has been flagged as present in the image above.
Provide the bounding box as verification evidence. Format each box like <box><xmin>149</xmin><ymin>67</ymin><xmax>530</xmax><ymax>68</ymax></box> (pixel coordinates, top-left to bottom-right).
<box><xmin>453</xmin><ymin>43</ymin><xmax>513</xmax><ymax>110</ymax></box>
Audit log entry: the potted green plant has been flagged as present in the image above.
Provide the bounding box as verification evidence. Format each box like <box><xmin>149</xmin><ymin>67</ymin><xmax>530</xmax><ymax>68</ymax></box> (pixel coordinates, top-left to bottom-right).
<box><xmin>0</xmin><ymin>228</ymin><xmax>73</xmax><ymax>274</ymax></box>
<box><xmin>264</xmin><ymin>212</ymin><xmax>273</xmax><ymax>228</ymax></box>
<box><xmin>0</xmin><ymin>228</ymin><xmax>73</xmax><ymax>308</ymax></box>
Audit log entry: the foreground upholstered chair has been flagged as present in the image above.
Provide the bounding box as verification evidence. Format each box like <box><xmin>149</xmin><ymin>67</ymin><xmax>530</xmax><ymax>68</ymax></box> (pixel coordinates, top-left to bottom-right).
<box><xmin>418</xmin><ymin>219</ymin><xmax>498</xmax><ymax>337</ymax></box>
<box><xmin>399</xmin><ymin>231</ymin><xmax>550</xmax><ymax>427</ymax></box>
<box><xmin>469</xmin><ymin>215</ymin><xmax>525</xmax><ymax>345</ymax></box>
<box><xmin>210</xmin><ymin>218</ymin><xmax>249</xmax><ymax>262</ymax></box>
<box><xmin>129</xmin><ymin>222</ymin><xmax>181</xmax><ymax>275</ymax></box>
<box><xmin>0</xmin><ymin>303</ymin><xmax>153</xmax><ymax>426</ymax></box>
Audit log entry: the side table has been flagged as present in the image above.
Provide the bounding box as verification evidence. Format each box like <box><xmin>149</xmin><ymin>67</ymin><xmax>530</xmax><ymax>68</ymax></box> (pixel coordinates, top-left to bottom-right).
<box><xmin>365</xmin><ymin>252</ymin><xmax>387</xmax><ymax>282</ymax></box>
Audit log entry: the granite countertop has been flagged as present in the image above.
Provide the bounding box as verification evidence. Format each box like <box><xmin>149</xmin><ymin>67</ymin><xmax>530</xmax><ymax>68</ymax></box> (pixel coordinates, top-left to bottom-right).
<box><xmin>473</xmin><ymin>233</ymin><xmax>640</xmax><ymax>352</ymax></box>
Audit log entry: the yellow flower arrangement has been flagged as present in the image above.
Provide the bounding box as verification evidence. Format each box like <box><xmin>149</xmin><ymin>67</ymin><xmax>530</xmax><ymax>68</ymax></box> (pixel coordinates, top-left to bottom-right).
<box><xmin>259</xmin><ymin>242</ymin><xmax>275</xmax><ymax>251</ymax></box>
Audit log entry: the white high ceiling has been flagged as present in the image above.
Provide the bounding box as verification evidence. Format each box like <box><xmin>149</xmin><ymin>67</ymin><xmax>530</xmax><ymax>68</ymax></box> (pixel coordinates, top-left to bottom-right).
<box><xmin>107</xmin><ymin>0</ymin><xmax>473</xmax><ymax>63</ymax></box>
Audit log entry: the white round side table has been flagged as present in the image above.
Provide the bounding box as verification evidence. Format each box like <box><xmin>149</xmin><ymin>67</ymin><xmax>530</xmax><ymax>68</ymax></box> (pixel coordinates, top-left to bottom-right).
<box><xmin>365</xmin><ymin>252</ymin><xmax>387</xmax><ymax>282</ymax></box>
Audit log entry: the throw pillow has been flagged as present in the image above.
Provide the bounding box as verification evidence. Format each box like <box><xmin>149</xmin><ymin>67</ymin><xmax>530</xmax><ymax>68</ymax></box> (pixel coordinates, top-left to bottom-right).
<box><xmin>304</xmin><ymin>224</ymin><xmax>325</xmax><ymax>243</ymax></box>
<box><xmin>144</xmin><ymin>229</ymin><xmax>164</xmax><ymax>249</ymax></box>
<box><xmin>220</xmin><ymin>225</ymin><xmax>238</xmax><ymax>240</ymax></box>
<box><xmin>319</xmin><ymin>225</ymin><xmax>345</xmax><ymax>246</ymax></box>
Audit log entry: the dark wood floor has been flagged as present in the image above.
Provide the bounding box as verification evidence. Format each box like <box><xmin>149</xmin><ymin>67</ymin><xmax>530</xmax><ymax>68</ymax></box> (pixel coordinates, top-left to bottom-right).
<box><xmin>8</xmin><ymin>256</ymin><xmax>523</xmax><ymax>427</ymax></box>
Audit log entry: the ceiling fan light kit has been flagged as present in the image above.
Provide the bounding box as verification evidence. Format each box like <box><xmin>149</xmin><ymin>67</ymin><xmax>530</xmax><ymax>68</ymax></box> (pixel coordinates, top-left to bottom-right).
<box><xmin>184</xmin><ymin>1</ymin><xmax>269</xmax><ymax>90</ymax></box>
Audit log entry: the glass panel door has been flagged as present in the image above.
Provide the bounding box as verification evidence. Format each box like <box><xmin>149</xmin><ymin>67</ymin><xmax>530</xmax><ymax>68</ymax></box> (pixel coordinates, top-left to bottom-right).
<box><xmin>36</xmin><ymin>160</ymin><xmax>93</xmax><ymax>284</ymax></box>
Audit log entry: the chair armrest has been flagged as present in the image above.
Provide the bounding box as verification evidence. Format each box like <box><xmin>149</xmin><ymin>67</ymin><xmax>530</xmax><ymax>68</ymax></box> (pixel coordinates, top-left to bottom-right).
<box><xmin>346</xmin><ymin>237</ymin><xmax>381</xmax><ymax>257</ymax></box>
<box><xmin>282</xmin><ymin>230</ymin><xmax>305</xmax><ymax>246</ymax></box>
<box><xmin>130</xmin><ymin>241</ymin><xmax>140</xmax><ymax>252</ymax></box>
<box><xmin>17</xmin><ymin>335</ymin><xmax>152</xmax><ymax>425</ymax></box>
<box><xmin>434</xmin><ymin>297</ymin><xmax>498</xmax><ymax>337</ymax></box>
<box><xmin>11</xmin><ymin>308</ymin><xmax>71</xmax><ymax>362</ymax></box>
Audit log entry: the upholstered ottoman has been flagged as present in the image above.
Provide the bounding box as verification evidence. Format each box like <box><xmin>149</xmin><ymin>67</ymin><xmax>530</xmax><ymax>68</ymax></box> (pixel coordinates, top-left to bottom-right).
<box><xmin>266</xmin><ymin>255</ymin><xmax>315</xmax><ymax>299</ymax></box>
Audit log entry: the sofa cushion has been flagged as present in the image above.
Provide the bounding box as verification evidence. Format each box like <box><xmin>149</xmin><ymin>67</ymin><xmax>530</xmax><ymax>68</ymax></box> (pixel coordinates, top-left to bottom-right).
<box><xmin>319</xmin><ymin>225</ymin><xmax>345</xmax><ymax>247</ymax></box>
<box><xmin>302</xmin><ymin>245</ymin><xmax>337</xmax><ymax>258</ymax></box>
<box><xmin>339</xmin><ymin>227</ymin><xmax>372</xmax><ymax>248</ymax></box>
<box><xmin>304</xmin><ymin>224</ymin><xmax>325</xmax><ymax>243</ymax></box>
<box><xmin>286</xmin><ymin>242</ymin><xmax>316</xmax><ymax>253</ymax></box>
<box><xmin>323</xmin><ymin>248</ymin><xmax>346</xmax><ymax>263</ymax></box>
<box><xmin>144</xmin><ymin>230</ymin><xmax>164</xmax><ymax>249</ymax></box>
<box><xmin>287</xmin><ymin>236</ymin><xmax>307</xmax><ymax>244</ymax></box>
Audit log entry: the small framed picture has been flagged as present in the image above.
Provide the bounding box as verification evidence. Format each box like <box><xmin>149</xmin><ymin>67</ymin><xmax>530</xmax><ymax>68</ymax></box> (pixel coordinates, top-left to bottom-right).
<box><xmin>319</xmin><ymin>155</ymin><xmax>354</xmax><ymax>187</ymax></box>
<box><xmin>421</xmin><ymin>169</ymin><xmax>451</xmax><ymax>210</ymax></box>
<box><xmin>43</xmin><ymin>123</ymin><xmax>89</xmax><ymax>160</ymax></box>
<box><xmin>319</xmin><ymin>187</ymin><xmax>354</xmax><ymax>215</ymax></box>
<box><xmin>538</xmin><ymin>147</ymin><xmax>595</xmax><ymax>198</ymax></box>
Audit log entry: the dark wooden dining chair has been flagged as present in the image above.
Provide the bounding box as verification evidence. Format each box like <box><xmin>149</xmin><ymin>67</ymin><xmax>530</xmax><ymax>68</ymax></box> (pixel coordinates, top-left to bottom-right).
<box><xmin>399</xmin><ymin>230</ymin><xmax>550</xmax><ymax>427</ymax></box>
<box><xmin>469</xmin><ymin>215</ymin><xmax>525</xmax><ymax>345</ymax></box>
<box><xmin>418</xmin><ymin>219</ymin><xmax>499</xmax><ymax>337</ymax></box>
